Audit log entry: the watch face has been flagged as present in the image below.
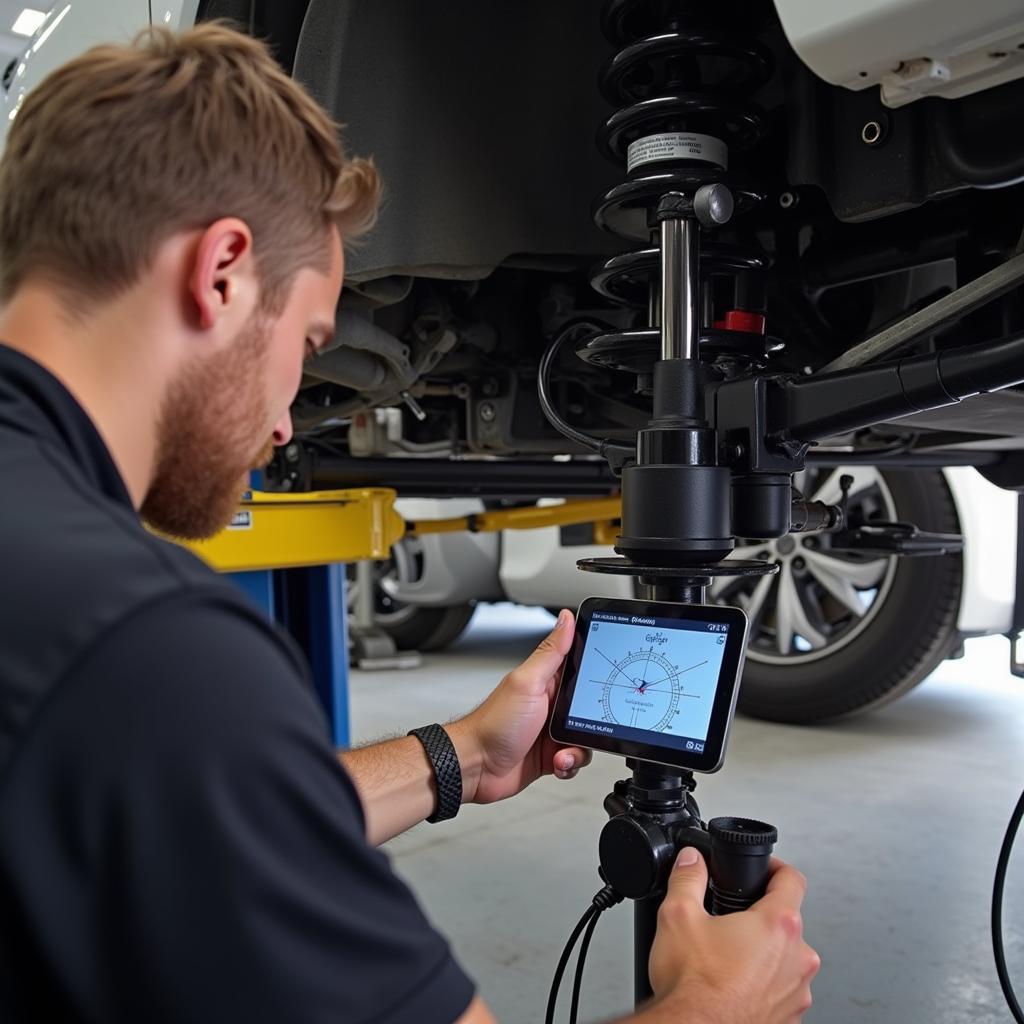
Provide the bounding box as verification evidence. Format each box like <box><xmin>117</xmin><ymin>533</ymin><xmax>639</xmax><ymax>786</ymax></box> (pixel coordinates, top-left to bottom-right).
<box><xmin>550</xmin><ymin>597</ymin><xmax>749</xmax><ymax>773</ymax></box>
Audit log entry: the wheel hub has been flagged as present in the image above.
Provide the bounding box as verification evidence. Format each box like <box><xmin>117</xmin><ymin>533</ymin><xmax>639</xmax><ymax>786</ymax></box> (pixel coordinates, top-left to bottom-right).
<box><xmin>775</xmin><ymin>535</ymin><xmax>797</xmax><ymax>557</ymax></box>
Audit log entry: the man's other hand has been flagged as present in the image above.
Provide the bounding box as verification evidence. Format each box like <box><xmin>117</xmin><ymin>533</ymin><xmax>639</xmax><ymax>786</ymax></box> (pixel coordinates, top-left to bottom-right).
<box><xmin>449</xmin><ymin>610</ymin><xmax>592</xmax><ymax>805</ymax></box>
<box><xmin>646</xmin><ymin>849</ymin><xmax>820</xmax><ymax>1023</ymax></box>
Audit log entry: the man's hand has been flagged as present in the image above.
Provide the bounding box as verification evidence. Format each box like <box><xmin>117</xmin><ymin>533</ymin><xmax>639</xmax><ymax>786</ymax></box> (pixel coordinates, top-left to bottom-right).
<box><xmin>643</xmin><ymin>849</ymin><xmax>820</xmax><ymax>1024</ymax></box>
<box><xmin>449</xmin><ymin>609</ymin><xmax>592</xmax><ymax>805</ymax></box>
<box><xmin>340</xmin><ymin>609</ymin><xmax>590</xmax><ymax>843</ymax></box>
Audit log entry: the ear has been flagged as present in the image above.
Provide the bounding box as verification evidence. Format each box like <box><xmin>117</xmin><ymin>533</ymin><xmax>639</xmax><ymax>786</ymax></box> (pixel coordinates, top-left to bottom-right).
<box><xmin>188</xmin><ymin>218</ymin><xmax>257</xmax><ymax>331</ymax></box>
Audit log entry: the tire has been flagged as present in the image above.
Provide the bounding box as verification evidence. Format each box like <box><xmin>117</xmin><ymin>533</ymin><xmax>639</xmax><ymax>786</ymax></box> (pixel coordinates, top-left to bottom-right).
<box><xmin>347</xmin><ymin>541</ymin><xmax>476</xmax><ymax>653</ymax></box>
<box><xmin>715</xmin><ymin>467</ymin><xmax>963</xmax><ymax>724</ymax></box>
<box><xmin>383</xmin><ymin>602</ymin><xmax>477</xmax><ymax>652</ymax></box>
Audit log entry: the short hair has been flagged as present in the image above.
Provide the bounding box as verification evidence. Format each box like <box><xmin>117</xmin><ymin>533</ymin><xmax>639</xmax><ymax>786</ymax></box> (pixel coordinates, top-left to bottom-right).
<box><xmin>0</xmin><ymin>21</ymin><xmax>380</xmax><ymax>314</ymax></box>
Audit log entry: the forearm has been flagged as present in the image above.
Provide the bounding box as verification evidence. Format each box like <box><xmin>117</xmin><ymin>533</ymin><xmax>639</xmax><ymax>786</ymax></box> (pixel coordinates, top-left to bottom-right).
<box><xmin>612</xmin><ymin>997</ymin><xmax>716</xmax><ymax>1024</ymax></box>
<box><xmin>454</xmin><ymin>994</ymin><xmax>710</xmax><ymax>1024</ymax></box>
<box><xmin>338</xmin><ymin>721</ymin><xmax>482</xmax><ymax>845</ymax></box>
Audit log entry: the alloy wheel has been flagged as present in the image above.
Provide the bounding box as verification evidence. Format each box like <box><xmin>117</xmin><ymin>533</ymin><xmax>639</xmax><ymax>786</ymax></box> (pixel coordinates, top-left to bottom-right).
<box><xmin>711</xmin><ymin>466</ymin><xmax>899</xmax><ymax>664</ymax></box>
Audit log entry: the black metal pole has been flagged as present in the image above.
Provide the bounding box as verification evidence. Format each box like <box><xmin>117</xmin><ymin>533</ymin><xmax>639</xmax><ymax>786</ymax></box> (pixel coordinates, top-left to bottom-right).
<box><xmin>634</xmin><ymin>897</ymin><xmax>660</xmax><ymax>1005</ymax></box>
<box><xmin>632</xmin><ymin>579</ymin><xmax>706</xmax><ymax>1005</ymax></box>
<box><xmin>639</xmin><ymin>581</ymin><xmax>707</xmax><ymax>604</ymax></box>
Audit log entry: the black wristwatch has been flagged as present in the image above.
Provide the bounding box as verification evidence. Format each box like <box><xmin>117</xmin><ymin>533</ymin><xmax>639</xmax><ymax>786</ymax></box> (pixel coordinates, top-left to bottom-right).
<box><xmin>408</xmin><ymin>723</ymin><xmax>463</xmax><ymax>822</ymax></box>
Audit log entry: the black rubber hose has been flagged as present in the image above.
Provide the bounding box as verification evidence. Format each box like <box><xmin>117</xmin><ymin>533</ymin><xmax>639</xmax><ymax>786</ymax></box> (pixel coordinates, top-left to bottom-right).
<box><xmin>993</xmin><ymin>787</ymin><xmax>1024</xmax><ymax>1024</ymax></box>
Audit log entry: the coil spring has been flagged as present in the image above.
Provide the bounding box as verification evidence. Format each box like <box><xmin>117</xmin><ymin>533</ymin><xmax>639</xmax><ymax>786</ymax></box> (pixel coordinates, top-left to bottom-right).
<box><xmin>578</xmin><ymin>0</ymin><xmax>779</xmax><ymax>376</ymax></box>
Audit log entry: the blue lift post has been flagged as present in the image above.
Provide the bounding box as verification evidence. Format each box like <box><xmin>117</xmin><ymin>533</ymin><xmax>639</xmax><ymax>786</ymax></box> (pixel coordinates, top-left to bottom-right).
<box><xmin>228</xmin><ymin>566</ymin><xmax>351</xmax><ymax>749</ymax></box>
<box><xmin>224</xmin><ymin>473</ymin><xmax>351</xmax><ymax>747</ymax></box>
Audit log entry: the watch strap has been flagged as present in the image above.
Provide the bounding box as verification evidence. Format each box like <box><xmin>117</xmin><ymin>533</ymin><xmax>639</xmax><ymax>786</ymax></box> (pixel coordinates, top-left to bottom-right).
<box><xmin>408</xmin><ymin>724</ymin><xmax>462</xmax><ymax>822</ymax></box>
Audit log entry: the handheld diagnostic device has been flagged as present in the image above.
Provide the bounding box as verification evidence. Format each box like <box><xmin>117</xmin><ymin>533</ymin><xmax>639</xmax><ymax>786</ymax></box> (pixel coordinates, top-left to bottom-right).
<box><xmin>550</xmin><ymin>597</ymin><xmax>749</xmax><ymax>773</ymax></box>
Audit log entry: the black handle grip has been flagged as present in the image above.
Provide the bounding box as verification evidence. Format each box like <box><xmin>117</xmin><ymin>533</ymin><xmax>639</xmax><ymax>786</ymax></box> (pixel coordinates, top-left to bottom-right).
<box><xmin>707</xmin><ymin>816</ymin><xmax>777</xmax><ymax>915</ymax></box>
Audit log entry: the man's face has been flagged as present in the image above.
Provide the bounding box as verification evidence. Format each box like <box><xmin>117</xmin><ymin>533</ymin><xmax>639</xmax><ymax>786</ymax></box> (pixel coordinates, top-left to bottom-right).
<box><xmin>141</xmin><ymin>229</ymin><xmax>344</xmax><ymax>539</ymax></box>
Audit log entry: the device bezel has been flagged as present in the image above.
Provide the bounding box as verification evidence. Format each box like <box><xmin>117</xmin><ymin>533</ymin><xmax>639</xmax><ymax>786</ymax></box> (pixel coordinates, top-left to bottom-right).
<box><xmin>549</xmin><ymin>596</ymin><xmax>749</xmax><ymax>773</ymax></box>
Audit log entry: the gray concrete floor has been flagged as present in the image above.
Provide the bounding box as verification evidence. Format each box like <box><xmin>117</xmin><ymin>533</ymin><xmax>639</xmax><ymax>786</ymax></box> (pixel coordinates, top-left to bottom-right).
<box><xmin>349</xmin><ymin>604</ymin><xmax>1024</xmax><ymax>1024</ymax></box>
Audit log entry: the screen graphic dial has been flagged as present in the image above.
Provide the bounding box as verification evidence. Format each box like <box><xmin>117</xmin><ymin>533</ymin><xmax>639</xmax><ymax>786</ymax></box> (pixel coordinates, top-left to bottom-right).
<box><xmin>554</xmin><ymin>600</ymin><xmax>749</xmax><ymax>771</ymax></box>
<box><xmin>590</xmin><ymin>644</ymin><xmax>706</xmax><ymax>733</ymax></box>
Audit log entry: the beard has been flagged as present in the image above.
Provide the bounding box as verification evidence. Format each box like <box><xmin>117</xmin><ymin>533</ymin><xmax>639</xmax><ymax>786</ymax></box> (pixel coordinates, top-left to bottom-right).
<box><xmin>141</xmin><ymin>313</ymin><xmax>277</xmax><ymax>541</ymax></box>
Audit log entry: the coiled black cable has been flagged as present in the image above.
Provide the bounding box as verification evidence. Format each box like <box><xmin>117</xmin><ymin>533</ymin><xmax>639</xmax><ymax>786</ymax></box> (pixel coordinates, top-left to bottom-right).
<box><xmin>537</xmin><ymin>320</ymin><xmax>636</xmax><ymax>464</ymax></box>
<box><xmin>545</xmin><ymin>905</ymin><xmax>597</xmax><ymax>1024</ymax></box>
<box><xmin>993</xmin><ymin>786</ymin><xmax>1024</xmax><ymax>1023</ymax></box>
<box><xmin>547</xmin><ymin>883</ymin><xmax>624</xmax><ymax>1024</ymax></box>
<box><xmin>569</xmin><ymin>911</ymin><xmax>602</xmax><ymax>1024</ymax></box>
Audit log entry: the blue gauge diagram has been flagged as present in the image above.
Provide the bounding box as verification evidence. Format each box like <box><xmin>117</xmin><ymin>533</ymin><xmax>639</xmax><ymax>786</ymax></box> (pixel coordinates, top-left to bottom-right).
<box><xmin>567</xmin><ymin>618</ymin><xmax>729</xmax><ymax>741</ymax></box>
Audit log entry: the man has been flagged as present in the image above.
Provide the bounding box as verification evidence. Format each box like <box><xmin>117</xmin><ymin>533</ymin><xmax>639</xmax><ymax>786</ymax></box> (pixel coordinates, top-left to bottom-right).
<box><xmin>0</xmin><ymin>23</ymin><xmax>819</xmax><ymax>1024</ymax></box>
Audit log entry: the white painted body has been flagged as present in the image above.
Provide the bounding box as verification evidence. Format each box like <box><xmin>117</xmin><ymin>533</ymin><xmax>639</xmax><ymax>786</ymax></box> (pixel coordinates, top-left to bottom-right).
<box><xmin>773</xmin><ymin>0</ymin><xmax>1024</xmax><ymax>108</ymax></box>
<box><xmin>0</xmin><ymin>2</ymin><xmax>150</xmax><ymax>146</ymax></box>
<box><xmin>162</xmin><ymin>1</ymin><xmax>202</xmax><ymax>31</ymax></box>
<box><xmin>4</xmin><ymin>1</ymin><xmax>1022</xmax><ymax>123</ymax></box>
<box><xmin>944</xmin><ymin>468</ymin><xmax>1017</xmax><ymax>634</ymax></box>
<box><xmin>0</xmin><ymin>1</ymin><xmax>205</xmax><ymax>151</ymax></box>
<box><xmin>388</xmin><ymin>499</ymin><xmax>504</xmax><ymax>607</ymax></box>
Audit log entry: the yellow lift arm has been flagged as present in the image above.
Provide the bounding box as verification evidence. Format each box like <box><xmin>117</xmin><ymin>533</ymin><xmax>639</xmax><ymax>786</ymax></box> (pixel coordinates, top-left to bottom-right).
<box><xmin>406</xmin><ymin>496</ymin><xmax>622</xmax><ymax>545</ymax></box>
<box><xmin>177</xmin><ymin>490</ymin><xmax>623</xmax><ymax>572</ymax></box>
<box><xmin>179</xmin><ymin>488</ymin><xmax>406</xmax><ymax>572</ymax></box>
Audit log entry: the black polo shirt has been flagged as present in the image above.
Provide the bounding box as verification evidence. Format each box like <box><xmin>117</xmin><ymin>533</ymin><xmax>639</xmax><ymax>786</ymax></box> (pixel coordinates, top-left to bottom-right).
<box><xmin>0</xmin><ymin>343</ymin><xmax>475</xmax><ymax>1023</ymax></box>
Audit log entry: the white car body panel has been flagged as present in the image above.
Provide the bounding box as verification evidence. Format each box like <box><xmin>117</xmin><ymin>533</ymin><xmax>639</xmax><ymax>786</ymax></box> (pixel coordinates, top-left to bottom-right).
<box><xmin>0</xmin><ymin>2</ymin><xmax>151</xmax><ymax>149</ymax></box>
<box><xmin>385</xmin><ymin>498</ymin><xmax>503</xmax><ymax>607</ymax></box>
<box><xmin>161</xmin><ymin>2</ymin><xmax>202</xmax><ymax>31</ymax></box>
<box><xmin>501</xmin><ymin>525</ymin><xmax>633</xmax><ymax>608</ymax></box>
<box><xmin>944</xmin><ymin>467</ymin><xmax>1017</xmax><ymax>634</ymax></box>
<box><xmin>773</xmin><ymin>0</ymin><xmax>1024</xmax><ymax>108</ymax></box>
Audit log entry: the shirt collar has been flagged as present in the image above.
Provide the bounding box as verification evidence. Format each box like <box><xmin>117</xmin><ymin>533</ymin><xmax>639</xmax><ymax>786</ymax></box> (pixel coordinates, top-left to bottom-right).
<box><xmin>0</xmin><ymin>342</ymin><xmax>135</xmax><ymax>509</ymax></box>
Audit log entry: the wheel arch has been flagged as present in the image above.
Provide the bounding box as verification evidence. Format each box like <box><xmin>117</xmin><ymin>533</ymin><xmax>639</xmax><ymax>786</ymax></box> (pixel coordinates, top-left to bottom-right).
<box><xmin>942</xmin><ymin>466</ymin><xmax>1017</xmax><ymax>635</ymax></box>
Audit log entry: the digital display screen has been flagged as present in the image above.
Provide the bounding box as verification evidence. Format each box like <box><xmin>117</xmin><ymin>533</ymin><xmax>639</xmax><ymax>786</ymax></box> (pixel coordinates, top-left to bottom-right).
<box><xmin>564</xmin><ymin>610</ymin><xmax>731</xmax><ymax>756</ymax></box>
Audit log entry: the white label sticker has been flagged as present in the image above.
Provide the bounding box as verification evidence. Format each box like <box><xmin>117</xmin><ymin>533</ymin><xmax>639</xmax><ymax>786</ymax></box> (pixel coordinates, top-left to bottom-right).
<box><xmin>626</xmin><ymin>132</ymin><xmax>728</xmax><ymax>173</ymax></box>
<box><xmin>228</xmin><ymin>510</ymin><xmax>253</xmax><ymax>531</ymax></box>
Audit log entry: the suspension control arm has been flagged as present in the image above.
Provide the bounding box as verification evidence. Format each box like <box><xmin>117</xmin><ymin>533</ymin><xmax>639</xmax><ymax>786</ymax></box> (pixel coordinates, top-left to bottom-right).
<box><xmin>778</xmin><ymin>331</ymin><xmax>1024</xmax><ymax>443</ymax></box>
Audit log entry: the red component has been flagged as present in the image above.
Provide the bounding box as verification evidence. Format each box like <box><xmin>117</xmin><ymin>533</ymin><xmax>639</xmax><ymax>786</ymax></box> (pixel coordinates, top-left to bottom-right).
<box><xmin>715</xmin><ymin>309</ymin><xmax>767</xmax><ymax>335</ymax></box>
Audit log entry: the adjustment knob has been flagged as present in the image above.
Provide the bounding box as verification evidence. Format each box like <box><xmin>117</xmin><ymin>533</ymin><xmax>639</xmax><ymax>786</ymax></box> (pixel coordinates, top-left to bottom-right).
<box><xmin>707</xmin><ymin>817</ymin><xmax>778</xmax><ymax>915</ymax></box>
<box><xmin>599</xmin><ymin>814</ymin><xmax>674</xmax><ymax>900</ymax></box>
<box><xmin>694</xmin><ymin>183</ymin><xmax>734</xmax><ymax>228</ymax></box>
<box><xmin>708</xmin><ymin>816</ymin><xmax>777</xmax><ymax>850</ymax></box>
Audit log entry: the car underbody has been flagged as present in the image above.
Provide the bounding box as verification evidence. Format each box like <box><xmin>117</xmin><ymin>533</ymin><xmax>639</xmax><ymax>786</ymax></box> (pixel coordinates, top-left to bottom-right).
<box><xmin>193</xmin><ymin>1</ymin><xmax>1024</xmax><ymax>497</ymax></box>
<box><xmin>192</xmin><ymin>1</ymin><xmax>1024</xmax><ymax>721</ymax></box>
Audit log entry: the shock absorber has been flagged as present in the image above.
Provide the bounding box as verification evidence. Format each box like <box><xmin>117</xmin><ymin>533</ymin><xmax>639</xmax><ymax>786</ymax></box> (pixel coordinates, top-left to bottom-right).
<box><xmin>580</xmin><ymin>0</ymin><xmax>777</xmax><ymax>567</ymax></box>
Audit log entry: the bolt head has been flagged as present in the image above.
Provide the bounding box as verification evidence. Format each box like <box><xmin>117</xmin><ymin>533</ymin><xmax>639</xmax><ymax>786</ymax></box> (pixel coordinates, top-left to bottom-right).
<box><xmin>479</xmin><ymin>402</ymin><xmax>497</xmax><ymax>422</ymax></box>
<box><xmin>694</xmin><ymin>183</ymin><xmax>734</xmax><ymax>227</ymax></box>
